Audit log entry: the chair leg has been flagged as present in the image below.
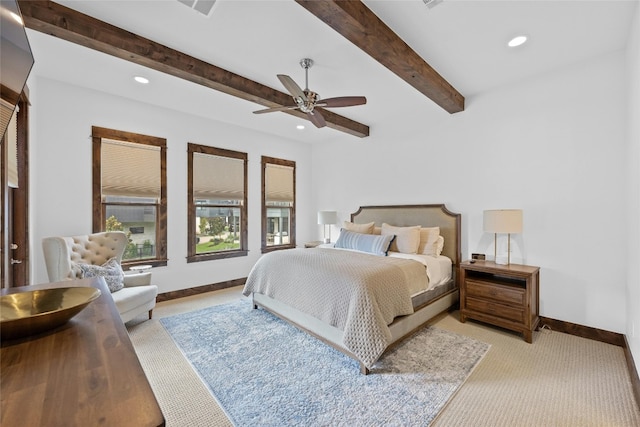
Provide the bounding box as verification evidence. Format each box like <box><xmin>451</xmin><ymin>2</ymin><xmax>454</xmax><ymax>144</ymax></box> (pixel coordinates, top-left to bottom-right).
<box><xmin>148</xmin><ymin>309</ymin><xmax>153</xmax><ymax>320</ymax></box>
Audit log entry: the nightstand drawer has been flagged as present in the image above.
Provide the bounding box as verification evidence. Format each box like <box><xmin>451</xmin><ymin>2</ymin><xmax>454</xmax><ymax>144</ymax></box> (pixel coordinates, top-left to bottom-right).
<box><xmin>466</xmin><ymin>297</ymin><xmax>525</xmax><ymax>323</ymax></box>
<box><xmin>465</xmin><ymin>279</ymin><xmax>525</xmax><ymax>306</ymax></box>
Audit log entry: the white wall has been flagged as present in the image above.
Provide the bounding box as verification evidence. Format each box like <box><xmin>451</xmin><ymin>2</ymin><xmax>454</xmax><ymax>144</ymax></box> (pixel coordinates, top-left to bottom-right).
<box><xmin>29</xmin><ymin>77</ymin><xmax>313</xmax><ymax>293</ymax></box>
<box><xmin>312</xmin><ymin>50</ymin><xmax>629</xmax><ymax>334</ymax></box>
<box><xmin>626</xmin><ymin>2</ymin><xmax>640</xmax><ymax>368</ymax></box>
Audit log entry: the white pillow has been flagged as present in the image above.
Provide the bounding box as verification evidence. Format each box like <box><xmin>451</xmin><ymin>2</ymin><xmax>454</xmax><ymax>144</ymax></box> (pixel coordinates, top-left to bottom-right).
<box><xmin>418</xmin><ymin>226</ymin><xmax>441</xmax><ymax>256</ymax></box>
<box><xmin>436</xmin><ymin>235</ymin><xmax>444</xmax><ymax>256</ymax></box>
<box><xmin>343</xmin><ymin>221</ymin><xmax>375</xmax><ymax>234</ymax></box>
<box><xmin>381</xmin><ymin>223</ymin><xmax>421</xmax><ymax>254</ymax></box>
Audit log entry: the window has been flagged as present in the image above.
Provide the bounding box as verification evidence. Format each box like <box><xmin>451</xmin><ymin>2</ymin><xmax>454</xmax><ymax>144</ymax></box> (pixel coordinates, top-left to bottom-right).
<box><xmin>261</xmin><ymin>156</ymin><xmax>295</xmax><ymax>252</ymax></box>
<box><xmin>92</xmin><ymin>126</ymin><xmax>167</xmax><ymax>267</ymax></box>
<box><xmin>187</xmin><ymin>144</ymin><xmax>248</xmax><ymax>262</ymax></box>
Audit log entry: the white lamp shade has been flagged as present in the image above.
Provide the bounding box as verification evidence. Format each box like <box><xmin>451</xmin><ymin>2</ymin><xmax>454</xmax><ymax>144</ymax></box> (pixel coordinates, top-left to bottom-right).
<box><xmin>483</xmin><ymin>209</ymin><xmax>523</xmax><ymax>234</ymax></box>
<box><xmin>317</xmin><ymin>210</ymin><xmax>337</xmax><ymax>225</ymax></box>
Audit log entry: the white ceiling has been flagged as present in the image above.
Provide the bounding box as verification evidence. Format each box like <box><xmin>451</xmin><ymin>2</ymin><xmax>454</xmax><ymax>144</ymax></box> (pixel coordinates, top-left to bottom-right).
<box><xmin>25</xmin><ymin>0</ymin><xmax>637</xmax><ymax>144</ymax></box>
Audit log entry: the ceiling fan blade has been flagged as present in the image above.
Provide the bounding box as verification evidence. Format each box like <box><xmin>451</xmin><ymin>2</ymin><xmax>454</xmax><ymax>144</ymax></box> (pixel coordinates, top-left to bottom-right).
<box><xmin>307</xmin><ymin>110</ymin><xmax>326</xmax><ymax>128</ymax></box>
<box><xmin>253</xmin><ymin>105</ymin><xmax>299</xmax><ymax>114</ymax></box>
<box><xmin>317</xmin><ymin>96</ymin><xmax>367</xmax><ymax>108</ymax></box>
<box><xmin>277</xmin><ymin>74</ymin><xmax>307</xmax><ymax>102</ymax></box>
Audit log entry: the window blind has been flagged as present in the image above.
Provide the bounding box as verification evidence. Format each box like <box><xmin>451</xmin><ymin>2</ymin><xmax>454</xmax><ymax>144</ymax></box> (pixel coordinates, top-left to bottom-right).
<box><xmin>101</xmin><ymin>139</ymin><xmax>160</xmax><ymax>198</ymax></box>
<box><xmin>193</xmin><ymin>152</ymin><xmax>244</xmax><ymax>201</ymax></box>
<box><xmin>0</xmin><ymin>98</ymin><xmax>14</xmax><ymax>145</ymax></box>
<box><xmin>265</xmin><ymin>163</ymin><xmax>294</xmax><ymax>203</ymax></box>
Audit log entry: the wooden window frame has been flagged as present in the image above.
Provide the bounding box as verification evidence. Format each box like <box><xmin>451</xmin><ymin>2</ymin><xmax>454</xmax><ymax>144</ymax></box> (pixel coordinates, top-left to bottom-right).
<box><xmin>92</xmin><ymin>126</ymin><xmax>168</xmax><ymax>268</ymax></box>
<box><xmin>261</xmin><ymin>156</ymin><xmax>296</xmax><ymax>253</ymax></box>
<box><xmin>187</xmin><ymin>143</ymin><xmax>248</xmax><ymax>262</ymax></box>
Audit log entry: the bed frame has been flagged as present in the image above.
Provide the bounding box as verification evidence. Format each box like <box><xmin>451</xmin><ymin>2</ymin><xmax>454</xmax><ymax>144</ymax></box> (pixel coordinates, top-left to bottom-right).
<box><xmin>252</xmin><ymin>204</ymin><xmax>462</xmax><ymax>374</ymax></box>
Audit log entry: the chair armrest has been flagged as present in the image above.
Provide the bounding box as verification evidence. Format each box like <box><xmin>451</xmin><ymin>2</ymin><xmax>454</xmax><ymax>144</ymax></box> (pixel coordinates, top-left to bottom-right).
<box><xmin>123</xmin><ymin>271</ymin><xmax>152</xmax><ymax>287</ymax></box>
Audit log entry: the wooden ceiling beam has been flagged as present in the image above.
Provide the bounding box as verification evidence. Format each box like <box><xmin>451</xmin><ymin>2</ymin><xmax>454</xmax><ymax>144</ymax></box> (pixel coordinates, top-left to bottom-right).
<box><xmin>295</xmin><ymin>0</ymin><xmax>464</xmax><ymax>114</ymax></box>
<box><xmin>18</xmin><ymin>0</ymin><xmax>370</xmax><ymax>138</ymax></box>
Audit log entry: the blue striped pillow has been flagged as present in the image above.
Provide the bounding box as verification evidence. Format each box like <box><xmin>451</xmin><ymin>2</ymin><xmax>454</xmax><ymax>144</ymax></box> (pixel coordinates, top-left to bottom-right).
<box><xmin>334</xmin><ymin>229</ymin><xmax>395</xmax><ymax>256</ymax></box>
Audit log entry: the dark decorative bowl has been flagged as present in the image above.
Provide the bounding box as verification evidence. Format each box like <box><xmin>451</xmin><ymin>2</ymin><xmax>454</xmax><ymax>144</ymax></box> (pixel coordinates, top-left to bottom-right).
<box><xmin>0</xmin><ymin>287</ymin><xmax>101</xmax><ymax>340</ymax></box>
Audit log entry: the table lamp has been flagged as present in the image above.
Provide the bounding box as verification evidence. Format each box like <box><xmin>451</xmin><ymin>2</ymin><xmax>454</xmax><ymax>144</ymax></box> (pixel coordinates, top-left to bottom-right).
<box><xmin>483</xmin><ymin>209</ymin><xmax>523</xmax><ymax>265</ymax></box>
<box><xmin>317</xmin><ymin>211</ymin><xmax>337</xmax><ymax>244</ymax></box>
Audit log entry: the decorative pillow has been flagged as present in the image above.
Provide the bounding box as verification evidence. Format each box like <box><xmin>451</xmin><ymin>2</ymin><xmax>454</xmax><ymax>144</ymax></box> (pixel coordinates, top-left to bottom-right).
<box><xmin>418</xmin><ymin>226</ymin><xmax>441</xmax><ymax>256</ymax></box>
<box><xmin>342</xmin><ymin>221</ymin><xmax>375</xmax><ymax>234</ymax></box>
<box><xmin>436</xmin><ymin>235</ymin><xmax>445</xmax><ymax>256</ymax></box>
<box><xmin>381</xmin><ymin>223</ymin><xmax>421</xmax><ymax>254</ymax></box>
<box><xmin>78</xmin><ymin>257</ymin><xmax>124</xmax><ymax>293</ymax></box>
<box><xmin>334</xmin><ymin>229</ymin><xmax>395</xmax><ymax>256</ymax></box>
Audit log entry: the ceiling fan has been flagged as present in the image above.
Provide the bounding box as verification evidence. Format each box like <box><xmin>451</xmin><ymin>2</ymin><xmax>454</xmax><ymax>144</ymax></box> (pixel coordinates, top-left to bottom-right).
<box><xmin>253</xmin><ymin>58</ymin><xmax>367</xmax><ymax>128</ymax></box>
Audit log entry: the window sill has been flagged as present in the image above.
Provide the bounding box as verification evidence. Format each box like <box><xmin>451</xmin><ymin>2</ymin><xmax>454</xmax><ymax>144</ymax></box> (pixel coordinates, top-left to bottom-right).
<box><xmin>123</xmin><ymin>259</ymin><xmax>167</xmax><ymax>270</ymax></box>
<box><xmin>261</xmin><ymin>244</ymin><xmax>296</xmax><ymax>254</ymax></box>
<box><xmin>187</xmin><ymin>250</ymin><xmax>248</xmax><ymax>263</ymax></box>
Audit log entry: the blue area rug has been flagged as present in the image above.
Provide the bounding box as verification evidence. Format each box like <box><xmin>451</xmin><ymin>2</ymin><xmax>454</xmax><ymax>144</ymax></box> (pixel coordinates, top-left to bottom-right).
<box><xmin>160</xmin><ymin>300</ymin><xmax>489</xmax><ymax>426</ymax></box>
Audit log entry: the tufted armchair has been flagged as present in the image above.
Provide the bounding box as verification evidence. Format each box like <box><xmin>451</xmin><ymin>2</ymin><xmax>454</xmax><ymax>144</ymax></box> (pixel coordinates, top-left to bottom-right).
<box><xmin>42</xmin><ymin>231</ymin><xmax>158</xmax><ymax>323</ymax></box>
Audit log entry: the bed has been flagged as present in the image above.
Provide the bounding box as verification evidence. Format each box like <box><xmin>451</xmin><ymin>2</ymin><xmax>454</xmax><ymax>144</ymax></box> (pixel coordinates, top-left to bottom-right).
<box><xmin>242</xmin><ymin>204</ymin><xmax>462</xmax><ymax>374</ymax></box>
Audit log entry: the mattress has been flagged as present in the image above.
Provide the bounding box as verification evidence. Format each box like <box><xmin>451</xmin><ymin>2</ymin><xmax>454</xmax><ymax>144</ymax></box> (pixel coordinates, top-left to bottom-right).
<box><xmin>326</xmin><ymin>247</ymin><xmax>452</xmax><ymax>296</ymax></box>
<box><xmin>387</xmin><ymin>252</ymin><xmax>452</xmax><ymax>293</ymax></box>
<box><xmin>323</xmin><ymin>246</ymin><xmax>454</xmax><ymax>312</ymax></box>
<box><xmin>410</xmin><ymin>276</ymin><xmax>456</xmax><ymax>310</ymax></box>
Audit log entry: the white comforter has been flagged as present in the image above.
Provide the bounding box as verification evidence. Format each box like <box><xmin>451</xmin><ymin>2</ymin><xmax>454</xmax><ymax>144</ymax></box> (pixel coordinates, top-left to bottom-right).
<box><xmin>242</xmin><ymin>248</ymin><xmax>429</xmax><ymax>368</ymax></box>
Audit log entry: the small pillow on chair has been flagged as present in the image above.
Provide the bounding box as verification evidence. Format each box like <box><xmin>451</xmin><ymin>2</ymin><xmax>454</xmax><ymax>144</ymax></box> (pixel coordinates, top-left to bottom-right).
<box><xmin>78</xmin><ymin>257</ymin><xmax>124</xmax><ymax>292</ymax></box>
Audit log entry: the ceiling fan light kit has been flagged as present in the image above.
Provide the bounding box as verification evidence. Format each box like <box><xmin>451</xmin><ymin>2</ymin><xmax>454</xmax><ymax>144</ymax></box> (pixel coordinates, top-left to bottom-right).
<box><xmin>253</xmin><ymin>58</ymin><xmax>366</xmax><ymax>129</ymax></box>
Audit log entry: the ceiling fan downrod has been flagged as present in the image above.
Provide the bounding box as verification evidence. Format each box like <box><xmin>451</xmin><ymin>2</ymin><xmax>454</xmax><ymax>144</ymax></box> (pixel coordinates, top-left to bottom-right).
<box><xmin>298</xmin><ymin>58</ymin><xmax>318</xmax><ymax>112</ymax></box>
<box><xmin>299</xmin><ymin>58</ymin><xmax>313</xmax><ymax>91</ymax></box>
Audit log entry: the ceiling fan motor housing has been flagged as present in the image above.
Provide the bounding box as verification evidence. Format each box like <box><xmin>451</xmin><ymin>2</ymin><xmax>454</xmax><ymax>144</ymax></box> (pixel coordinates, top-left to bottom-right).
<box><xmin>300</xmin><ymin>90</ymin><xmax>319</xmax><ymax>112</ymax></box>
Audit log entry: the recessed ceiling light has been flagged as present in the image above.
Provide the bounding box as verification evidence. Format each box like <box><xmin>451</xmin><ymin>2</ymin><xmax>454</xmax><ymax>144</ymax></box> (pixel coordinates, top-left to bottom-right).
<box><xmin>296</xmin><ymin>125</ymin><xmax>305</xmax><ymax>130</ymax></box>
<box><xmin>508</xmin><ymin>36</ymin><xmax>528</xmax><ymax>48</ymax></box>
<box><xmin>134</xmin><ymin>76</ymin><xmax>150</xmax><ymax>84</ymax></box>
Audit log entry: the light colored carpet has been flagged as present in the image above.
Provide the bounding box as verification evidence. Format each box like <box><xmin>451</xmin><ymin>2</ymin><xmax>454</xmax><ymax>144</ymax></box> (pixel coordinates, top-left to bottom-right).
<box><xmin>158</xmin><ymin>299</ymin><xmax>489</xmax><ymax>426</ymax></box>
<box><xmin>431</xmin><ymin>315</ymin><xmax>640</xmax><ymax>427</ymax></box>
<box><xmin>127</xmin><ymin>286</ymin><xmax>640</xmax><ymax>427</ymax></box>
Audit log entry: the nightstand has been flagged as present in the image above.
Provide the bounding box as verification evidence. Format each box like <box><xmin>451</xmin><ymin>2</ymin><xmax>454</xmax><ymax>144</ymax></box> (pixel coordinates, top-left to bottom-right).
<box><xmin>459</xmin><ymin>260</ymin><xmax>540</xmax><ymax>343</ymax></box>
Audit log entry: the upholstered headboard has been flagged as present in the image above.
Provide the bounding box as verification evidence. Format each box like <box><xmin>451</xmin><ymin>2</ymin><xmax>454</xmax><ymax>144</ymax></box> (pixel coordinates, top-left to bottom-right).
<box><xmin>350</xmin><ymin>204</ymin><xmax>461</xmax><ymax>267</ymax></box>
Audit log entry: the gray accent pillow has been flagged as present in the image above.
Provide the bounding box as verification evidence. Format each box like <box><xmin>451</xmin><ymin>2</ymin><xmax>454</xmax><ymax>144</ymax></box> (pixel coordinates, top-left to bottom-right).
<box><xmin>334</xmin><ymin>229</ymin><xmax>395</xmax><ymax>256</ymax></box>
<box><xmin>78</xmin><ymin>257</ymin><xmax>124</xmax><ymax>292</ymax></box>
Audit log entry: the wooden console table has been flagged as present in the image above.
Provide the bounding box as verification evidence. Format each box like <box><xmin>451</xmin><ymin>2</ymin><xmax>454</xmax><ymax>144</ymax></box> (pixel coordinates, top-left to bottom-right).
<box><xmin>1</xmin><ymin>277</ymin><xmax>165</xmax><ymax>427</ymax></box>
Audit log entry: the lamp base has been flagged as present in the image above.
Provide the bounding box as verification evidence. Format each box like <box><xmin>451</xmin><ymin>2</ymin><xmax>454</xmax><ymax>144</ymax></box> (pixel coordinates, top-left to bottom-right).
<box><xmin>323</xmin><ymin>238</ymin><xmax>331</xmax><ymax>244</ymax></box>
